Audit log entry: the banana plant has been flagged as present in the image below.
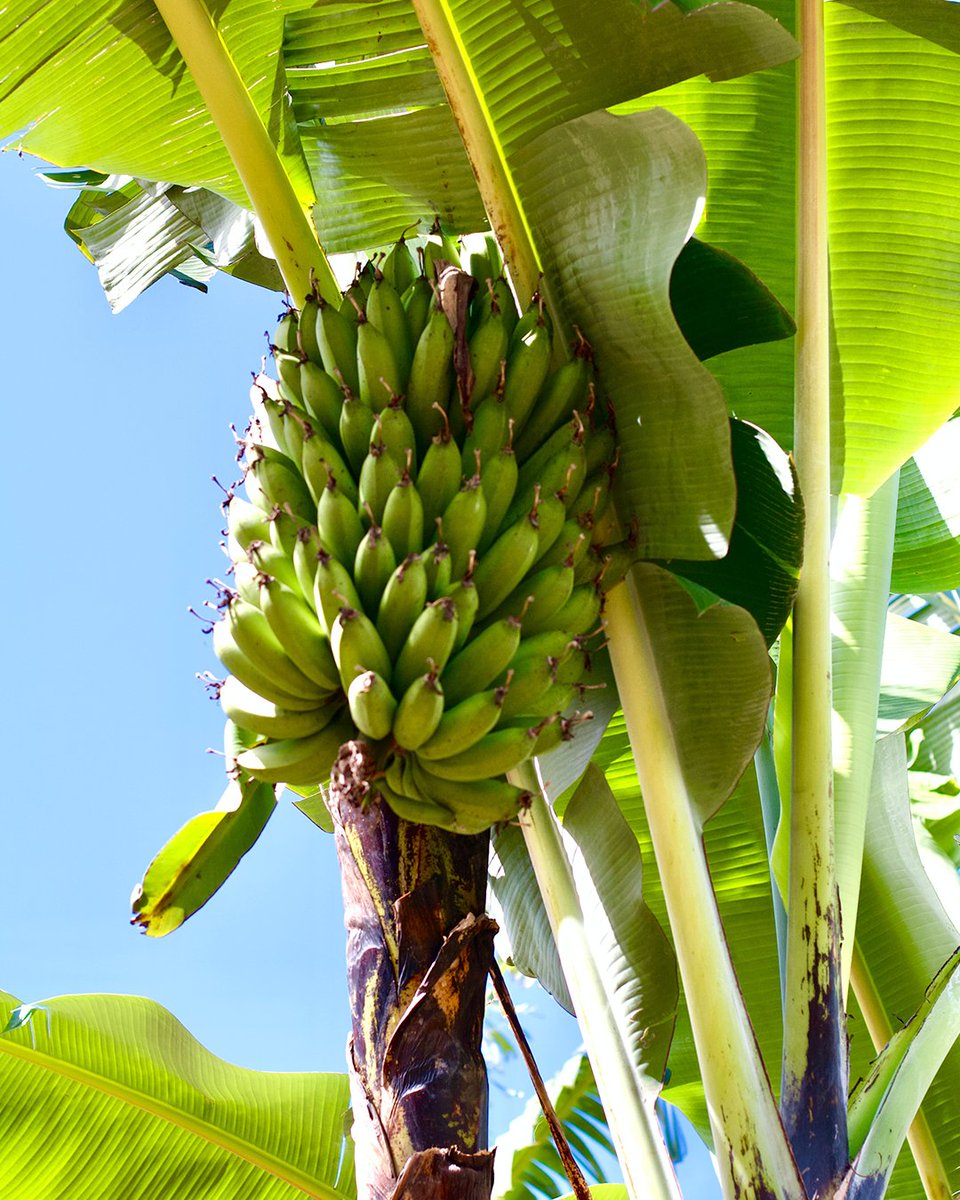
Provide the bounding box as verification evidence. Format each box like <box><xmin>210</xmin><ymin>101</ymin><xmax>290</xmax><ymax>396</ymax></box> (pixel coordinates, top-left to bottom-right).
<box><xmin>1</xmin><ymin>0</ymin><xmax>960</xmax><ymax>1198</ymax></box>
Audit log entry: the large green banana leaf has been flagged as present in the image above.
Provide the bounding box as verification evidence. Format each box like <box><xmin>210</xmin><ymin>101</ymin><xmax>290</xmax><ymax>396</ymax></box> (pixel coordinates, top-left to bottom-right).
<box><xmin>0</xmin><ymin>989</ymin><xmax>355</xmax><ymax>1199</ymax></box>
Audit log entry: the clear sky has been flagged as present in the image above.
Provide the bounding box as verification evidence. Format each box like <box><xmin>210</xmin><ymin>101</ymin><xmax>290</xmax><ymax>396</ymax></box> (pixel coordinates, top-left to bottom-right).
<box><xmin>0</xmin><ymin>148</ymin><xmax>717</xmax><ymax>1196</ymax></box>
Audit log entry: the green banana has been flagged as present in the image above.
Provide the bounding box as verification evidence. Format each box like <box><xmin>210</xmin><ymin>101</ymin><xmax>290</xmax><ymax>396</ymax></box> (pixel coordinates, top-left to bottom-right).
<box><xmin>498</xmin><ymin>653</ymin><xmax>559</xmax><ymax>720</ymax></box>
<box><xmin>357</xmin><ymin>312</ymin><xmax>403</xmax><ymax>410</ymax></box>
<box><xmin>422</xmin><ymin>536</ymin><xmax>452</xmax><ymax>597</ymax></box>
<box><xmin>292</xmin><ymin>526</ymin><xmax>323</xmax><ymax>601</ymax></box>
<box><xmin>300</xmin><ymin>361</ymin><xmax>343</xmax><ymax>442</ymax></box>
<box><xmin>330</xmin><ymin>604</ymin><xmax>393</xmax><ymax>689</ymax></box>
<box><xmin>549</xmin><ymin>584</ymin><xmax>604</xmax><ymax>637</ymax></box>
<box><xmin>381</xmin><ymin>237</ymin><xmax>418</xmax><ymax>296</ymax></box>
<box><xmin>466</xmin><ymin>297</ymin><xmax>511</xmax><ymax>408</ymax></box>
<box><xmin>235</xmin><ymin>714</ymin><xmax>353</xmax><ymax>786</ymax></box>
<box><xmin>443</xmin><ymin>574</ymin><xmax>479</xmax><ymax>651</ymax></box>
<box><xmin>381</xmin><ymin>470</ymin><xmax>425</xmax><ymax>562</ymax></box>
<box><xmin>366</xmin><ymin>275</ymin><xmax>413</xmax><ymax>386</ymax></box>
<box><xmin>219</xmin><ymin>675</ymin><xmax>343</xmax><ymax>740</ymax></box>
<box><xmin>353</xmin><ymin>520</ymin><xmax>397</xmax><ymax>619</ymax></box>
<box><xmin>271</xmin><ymin>309</ymin><xmax>299</xmax><ymax>355</ymax></box>
<box><xmin>313</xmin><ymin>550</ymin><xmax>362</xmax><ymax>637</ymax></box>
<box><xmin>316</xmin><ymin>477</ymin><xmax>364</xmax><ymax>566</ymax></box>
<box><xmin>478</xmin><ymin>442</ymin><xmax>519</xmax><ymax>552</ymax></box>
<box><xmin>314</xmin><ymin>297</ymin><xmax>360</xmax><ymax>394</ymax></box>
<box><xmin>472</xmin><ymin>509</ymin><xmax>540</xmax><ymax>620</ymax></box>
<box><xmin>416</xmin><ymin>725</ymin><xmax>536</xmax><ymax>782</ymax></box>
<box><xmin>416</xmin><ymin>688</ymin><xmax>505</xmax><ymax>761</ymax></box>
<box><xmin>376</xmin><ymin>555</ymin><xmax>429</xmax><ymax>660</ymax></box>
<box><xmin>214</xmin><ymin>598</ymin><xmax>326</xmax><ymax>703</ymax></box>
<box><xmin>300</xmin><ymin>425</ymin><xmax>357</xmax><ymax>507</ymax></box>
<box><xmin>417</xmin><ymin>411</ymin><xmax>463</xmax><ymax>532</ymax></box>
<box><xmin>513</xmin><ymin>353</ymin><xmax>591</xmax><ymax>463</ymax></box>
<box><xmin>440</xmin><ymin>475</ymin><xmax>487</xmax><ymax>581</ymax></box>
<box><xmin>358</xmin><ymin>439</ymin><xmax>402</xmax><ymax>525</ymax></box>
<box><xmin>392</xmin><ymin>670</ymin><xmax>445</xmax><ymax>750</ymax></box>
<box><xmin>243</xmin><ymin>443</ymin><xmax>315</xmax><ymax>524</ymax></box>
<box><xmin>440</xmin><ymin>614</ymin><xmax>522</xmax><ymax>708</ymax></box>
<box><xmin>296</xmin><ymin>293</ymin><xmax>323</xmax><ymax>365</ymax></box>
<box><xmin>339</xmin><ymin>390</ymin><xmax>376</xmax><ymax>477</ymax></box>
<box><xmin>266</xmin><ymin>508</ymin><xmax>300</xmax><ymax>558</ymax></box>
<box><xmin>410</xmin><ymin>763</ymin><xmax>527</xmax><ymax>835</ymax></box>
<box><xmin>462</xmin><ymin>396</ymin><xmax>508</xmax><ymax>473</ymax></box>
<box><xmin>377</xmin><ymin>403</ymin><xmax>418</xmax><ymax>474</ymax></box>
<box><xmin>502</xmin><ymin>312</ymin><xmax>552</xmax><ymax>434</ymax></box>
<box><xmin>375</xmin><ymin>775</ymin><xmax>455</xmax><ymax>829</ymax></box>
<box><xmin>347</xmin><ymin>670</ymin><xmax>397</xmax><ymax>741</ymax></box>
<box><xmin>490</xmin><ymin>564</ymin><xmax>575</xmax><ymax>634</ymax></box>
<box><xmin>393</xmin><ymin>597</ymin><xmax>459</xmax><ymax>694</ymax></box>
<box><xmin>401</xmin><ymin>275</ymin><xmax>435</xmax><ymax>346</ymax></box>
<box><xmin>242</xmin><ymin>539</ymin><xmax>302</xmax><ymax>595</ymax></box>
<box><xmin>258</xmin><ymin>576</ymin><xmax>341</xmax><ymax>691</ymax></box>
<box><xmin>405</xmin><ymin>299</ymin><xmax>455</xmax><ymax>453</ymax></box>
<box><xmin>227</xmin><ymin>496</ymin><xmax>270</xmax><ymax>551</ymax></box>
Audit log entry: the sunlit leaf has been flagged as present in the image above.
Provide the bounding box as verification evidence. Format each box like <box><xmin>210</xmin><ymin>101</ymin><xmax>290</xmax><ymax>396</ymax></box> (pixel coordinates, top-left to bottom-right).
<box><xmin>892</xmin><ymin>419</ymin><xmax>960</xmax><ymax>594</ymax></box>
<box><xmin>0</xmin><ymin>990</ymin><xmax>354</xmax><ymax>1198</ymax></box>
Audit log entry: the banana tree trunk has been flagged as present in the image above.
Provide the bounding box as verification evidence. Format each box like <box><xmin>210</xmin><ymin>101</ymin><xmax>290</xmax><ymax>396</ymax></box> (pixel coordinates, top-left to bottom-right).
<box><xmin>329</xmin><ymin>740</ymin><xmax>497</xmax><ymax>1200</ymax></box>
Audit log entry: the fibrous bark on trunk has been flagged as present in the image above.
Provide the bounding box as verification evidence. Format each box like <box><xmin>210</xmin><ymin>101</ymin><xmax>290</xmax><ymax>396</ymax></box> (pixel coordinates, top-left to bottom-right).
<box><xmin>329</xmin><ymin>740</ymin><xmax>497</xmax><ymax>1200</ymax></box>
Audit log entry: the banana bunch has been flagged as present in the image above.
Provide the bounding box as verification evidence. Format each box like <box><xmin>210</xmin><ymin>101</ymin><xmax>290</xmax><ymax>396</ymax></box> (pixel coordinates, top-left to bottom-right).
<box><xmin>213</xmin><ymin>232</ymin><xmax>623</xmax><ymax>835</ymax></box>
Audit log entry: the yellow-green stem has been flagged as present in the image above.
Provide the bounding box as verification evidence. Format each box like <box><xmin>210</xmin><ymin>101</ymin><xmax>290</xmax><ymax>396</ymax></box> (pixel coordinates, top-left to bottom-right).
<box><xmin>409</xmin><ymin>0</ymin><xmax>563</xmax><ymax>324</ymax></box>
<box><xmin>604</xmin><ymin>579</ymin><xmax>803</xmax><ymax>1200</ymax></box>
<box><xmin>515</xmin><ymin>765</ymin><xmax>682</xmax><ymax>1200</ymax></box>
<box><xmin>151</xmin><ymin>0</ymin><xmax>339</xmax><ymax>306</ymax></box>
<box><xmin>779</xmin><ymin>0</ymin><xmax>847</xmax><ymax>1184</ymax></box>
<box><xmin>850</xmin><ymin>944</ymin><xmax>953</xmax><ymax>1200</ymax></box>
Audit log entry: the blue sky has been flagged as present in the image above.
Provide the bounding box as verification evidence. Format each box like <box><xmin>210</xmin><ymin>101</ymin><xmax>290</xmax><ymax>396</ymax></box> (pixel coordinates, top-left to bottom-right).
<box><xmin>0</xmin><ymin>148</ymin><xmax>716</xmax><ymax>1195</ymax></box>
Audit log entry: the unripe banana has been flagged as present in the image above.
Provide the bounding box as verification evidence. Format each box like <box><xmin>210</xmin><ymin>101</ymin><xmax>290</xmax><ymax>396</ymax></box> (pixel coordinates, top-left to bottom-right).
<box><xmin>243</xmin><ymin>539</ymin><xmax>302</xmax><ymax>596</ymax></box>
<box><xmin>339</xmin><ymin>391</ymin><xmax>377</xmax><ymax>477</ymax></box>
<box><xmin>358</xmin><ymin>439</ymin><xmax>402</xmax><ymax>525</ymax></box>
<box><xmin>382</xmin><ymin>237</ymin><xmax>418</xmax><ymax>296</ymax></box>
<box><xmin>366</xmin><ymin>275</ymin><xmax>413</xmax><ymax>386</ymax></box>
<box><xmin>272</xmin><ymin>309</ymin><xmax>299</xmax><ymax>355</ymax></box>
<box><xmin>422</xmin><ymin>536</ymin><xmax>453</xmax><ymax>598</ymax></box>
<box><xmin>235</xmin><ymin>713</ymin><xmax>353</xmax><ymax>786</ymax></box>
<box><xmin>377</xmin><ymin>403</ymin><xmax>418</xmax><ymax>474</ymax></box>
<box><xmin>440</xmin><ymin>615</ymin><xmax>522</xmax><ymax>708</ymax></box>
<box><xmin>478</xmin><ymin>443</ymin><xmax>519</xmax><ymax>552</ymax></box>
<box><xmin>417</xmin><ymin>412</ymin><xmax>463</xmax><ymax>532</ymax></box>
<box><xmin>258</xmin><ymin>576</ymin><xmax>341</xmax><ymax>691</ymax></box>
<box><xmin>347</xmin><ymin>670</ymin><xmax>397</xmax><ymax>741</ymax></box>
<box><xmin>381</xmin><ymin>469</ymin><xmax>425</xmax><ymax>562</ymax></box>
<box><xmin>502</xmin><ymin>313</ymin><xmax>552</xmax><ymax>434</ymax></box>
<box><xmin>316</xmin><ymin>478</ymin><xmax>364</xmax><ymax>567</ymax></box>
<box><xmin>472</xmin><ymin>509</ymin><xmax>540</xmax><ymax>620</ymax></box>
<box><xmin>401</xmin><ymin>275</ymin><xmax>434</xmax><ymax>345</ymax></box>
<box><xmin>266</xmin><ymin>508</ymin><xmax>300</xmax><ymax>558</ymax></box>
<box><xmin>313</xmin><ymin>550</ymin><xmax>362</xmax><ymax>637</ymax></box>
<box><xmin>443</xmin><ymin>573</ymin><xmax>479</xmax><ymax>651</ymax></box>
<box><xmin>296</xmin><ymin>293</ymin><xmax>323</xmax><ymax>365</ymax></box>
<box><xmin>490</xmin><ymin>564</ymin><xmax>575</xmax><ymax>634</ymax></box>
<box><xmin>330</xmin><ymin>605</ymin><xmax>393</xmax><ymax>689</ymax></box>
<box><xmin>393</xmin><ymin>596</ymin><xmax>459</xmax><ymax>694</ymax></box>
<box><xmin>417</xmin><ymin>725</ymin><xmax>536</xmax><ymax>782</ymax></box>
<box><xmin>227</xmin><ymin>496</ymin><xmax>271</xmax><ymax>551</ymax></box>
<box><xmin>423</xmin><ymin>227</ymin><xmax>461</xmax><ymax>275</ymax></box>
<box><xmin>214</xmin><ymin>598</ymin><xmax>326</xmax><ymax>703</ymax></box>
<box><xmin>462</xmin><ymin>396</ymin><xmax>508</xmax><ymax>473</ymax></box>
<box><xmin>466</xmin><ymin>298</ymin><xmax>511</xmax><ymax>408</ymax></box>
<box><xmin>357</xmin><ymin>313</ymin><xmax>403</xmax><ymax>410</ymax></box>
<box><xmin>410</xmin><ymin>762</ymin><xmax>527</xmax><ymax>834</ymax></box>
<box><xmin>353</xmin><ymin>520</ymin><xmax>397</xmax><ymax>619</ymax></box>
<box><xmin>535</xmin><ymin>521</ymin><xmax>589</xmax><ymax>572</ymax></box>
<box><xmin>584</xmin><ymin>423</ymin><xmax>617</xmax><ymax>477</ymax></box>
<box><xmin>272</xmin><ymin>350</ymin><xmax>305</xmax><ymax>404</ymax></box>
<box><xmin>315</xmin><ymin>297</ymin><xmax>360</xmax><ymax>394</ymax></box>
<box><xmin>300</xmin><ymin>425</ymin><xmax>358</xmax><ymax>508</ymax></box>
<box><xmin>375</xmin><ymin>776</ymin><xmax>455</xmax><ymax>829</ymax></box>
<box><xmin>568</xmin><ymin>472</ymin><xmax>612</xmax><ymax>524</ymax></box>
<box><xmin>243</xmin><ymin>443</ymin><xmax>315</xmax><ymax>524</ymax></box>
<box><xmin>416</xmin><ymin>687</ymin><xmax>506</xmax><ymax>761</ymax></box>
<box><xmin>292</xmin><ymin>526</ymin><xmax>323</xmax><ymax>601</ymax></box>
<box><xmin>548</xmin><ymin>583</ymin><xmax>604</xmax><ymax>637</ymax></box>
<box><xmin>231</xmin><ymin>559</ymin><xmax>265</xmax><ymax>607</ymax></box>
<box><xmin>392</xmin><ymin>670</ymin><xmax>445</xmax><ymax>750</ymax></box>
<box><xmin>376</xmin><ymin>555</ymin><xmax>429</xmax><ymax>660</ymax></box>
<box><xmin>220</xmin><ymin>675</ymin><xmax>343</xmax><ymax>740</ymax></box>
<box><xmin>406</xmin><ymin>299</ymin><xmax>456</xmax><ymax>453</ymax></box>
<box><xmin>440</xmin><ymin>475</ymin><xmax>486</xmax><ymax>581</ymax></box>
<box><xmin>300</xmin><ymin>361</ymin><xmax>343</xmax><ymax>442</ymax></box>
<box><xmin>513</xmin><ymin>353</ymin><xmax>591</xmax><ymax>463</ymax></box>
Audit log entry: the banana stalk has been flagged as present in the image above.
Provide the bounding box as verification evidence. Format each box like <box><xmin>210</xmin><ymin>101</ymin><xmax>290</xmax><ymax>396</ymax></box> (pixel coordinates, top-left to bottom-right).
<box><xmin>151</xmin><ymin>0</ymin><xmax>339</xmax><ymax>306</ymax></box>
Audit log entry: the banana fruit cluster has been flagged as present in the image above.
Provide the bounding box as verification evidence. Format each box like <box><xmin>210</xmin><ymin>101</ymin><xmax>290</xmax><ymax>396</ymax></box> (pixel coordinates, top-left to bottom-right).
<box><xmin>213</xmin><ymin>234</ymin><xmax>621</xmax><ymax>834</ymax></box>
